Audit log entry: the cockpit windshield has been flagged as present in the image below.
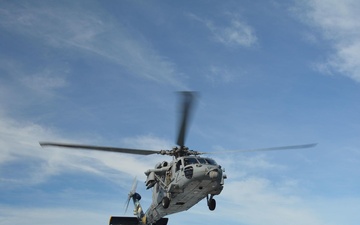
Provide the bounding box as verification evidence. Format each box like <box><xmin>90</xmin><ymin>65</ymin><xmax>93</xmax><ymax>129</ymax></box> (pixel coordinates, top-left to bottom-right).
<box><xmin>183</xmin><ymin>157</ymin><xmax>217</xmax><ymax>166</ymax></box>
<box><xmin>204</xmin><ymin>158</ymin><xmax>217</xmax><ymax>165</ymax></box>
<box><xmin>183</xmin><ymin>157</ymin><xmax>199</xmax><ymax>166</ymax></box>
<box><xmin>196</xmin><ymin>158</ymin><xmax>207</xmax><ymax>164</ymax></box>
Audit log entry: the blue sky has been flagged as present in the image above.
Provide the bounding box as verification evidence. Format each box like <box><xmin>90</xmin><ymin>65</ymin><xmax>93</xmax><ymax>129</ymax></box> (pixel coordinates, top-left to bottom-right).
<box><xmin>1</xmin><ymin>0</ymin><xmax>360</xmax><ymax>224</ymax></box>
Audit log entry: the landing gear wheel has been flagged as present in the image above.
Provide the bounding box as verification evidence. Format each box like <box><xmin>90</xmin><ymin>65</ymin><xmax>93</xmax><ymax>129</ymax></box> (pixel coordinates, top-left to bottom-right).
<box><xmin>208</xmin><ymin>198</ymin><xmax>216</xmax><ymax>211</ymax></box>
<box><xmin>162</xmin><ymin>197</ymin><xmax>170</xmax><ymax>209</ymax></box>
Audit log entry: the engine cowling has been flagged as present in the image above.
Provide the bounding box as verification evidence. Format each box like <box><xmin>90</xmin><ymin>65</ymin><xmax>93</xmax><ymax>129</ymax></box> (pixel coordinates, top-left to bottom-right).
<box><xmin>145</xmin><ymin>171</ymin><xmax>156</xmax><ymax>189</ymax></box>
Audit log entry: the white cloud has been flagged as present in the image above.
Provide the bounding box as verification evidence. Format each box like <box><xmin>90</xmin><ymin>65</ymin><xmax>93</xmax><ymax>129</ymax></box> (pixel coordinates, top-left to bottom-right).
<box><xmin>0</xmin><ymin>112</ymin><xmax>171</xmax><ymax>187</ymax></box>
<box><xmin>189</xmin><ymin>13</ymin><xmax>258</xmax><ymax>47</ymax></box>
<box><xmin>295</xmin><ymin>0</ymin><xmax>360</xmax><ymax>82</ymax></box>
<box><xmin>229</xmin><ymin>186</ymin><xmax>360</xmax><ymax>225</ymax></box>
<box><xmin>0</xmin><ymin>115</ymin><xmax>58</xmax><ymax>185</ymax></box>
<box><xmin>215</xmin><ymin>178</ymin><xmax>327</xmax><ymax>225</ymax></box>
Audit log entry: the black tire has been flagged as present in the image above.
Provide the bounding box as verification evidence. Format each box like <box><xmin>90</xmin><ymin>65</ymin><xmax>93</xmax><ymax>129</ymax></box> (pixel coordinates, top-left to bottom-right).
<box><xmin>208</xmin><ymin>198</ymin><xmax>216</xmax><ymax>211</ymax></box>
<box><xmin>162</xmin><ymin>197</ymin><xmax>170</xmax><ymax>209</ymax></box>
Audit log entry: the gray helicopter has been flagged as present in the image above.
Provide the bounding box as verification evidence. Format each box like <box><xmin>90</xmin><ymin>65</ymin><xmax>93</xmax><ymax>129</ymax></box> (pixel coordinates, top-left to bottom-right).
<box><xmin>40</xmin><ymin>92</ymin><xmax>316</xmax><ymax>225</ymax></box>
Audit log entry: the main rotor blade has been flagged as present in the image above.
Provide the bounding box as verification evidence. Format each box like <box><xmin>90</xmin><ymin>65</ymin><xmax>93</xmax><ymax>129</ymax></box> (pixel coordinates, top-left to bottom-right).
<box><xmin>203</xmin><ymin>143</ymin><xmax>317</xmax><ymax>154</ymax></box>
<box><xmin>176</xmin><ymin>91</ymin><xmax>196</xmax><ymax>147</ymax></box>
<box><xmin>40</xmin><ymin>142</ymin><xmax>159</xmax><ymax>155</ymax></box>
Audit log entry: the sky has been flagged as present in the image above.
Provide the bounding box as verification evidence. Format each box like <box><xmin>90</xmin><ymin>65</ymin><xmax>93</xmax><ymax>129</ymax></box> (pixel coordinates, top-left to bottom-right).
<box><xmin>1</xmin><ymin>0</ymin><xmax>360</xmax><ymax>225</ymax></box>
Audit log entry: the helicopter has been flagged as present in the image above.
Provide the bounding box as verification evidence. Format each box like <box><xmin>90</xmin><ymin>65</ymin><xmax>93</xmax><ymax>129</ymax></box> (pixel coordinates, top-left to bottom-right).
<box><xmin>40</xmin><ymin>92</ymin><xmax>316</xmax><ymax>225</ymax></box>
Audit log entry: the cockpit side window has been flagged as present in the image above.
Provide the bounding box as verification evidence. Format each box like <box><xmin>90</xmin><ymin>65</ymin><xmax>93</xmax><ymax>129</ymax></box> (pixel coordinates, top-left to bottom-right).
<box><xmin>176</xmin><ymin>160</ymin><xmax>182</xmax><ymax>171</ymax></box>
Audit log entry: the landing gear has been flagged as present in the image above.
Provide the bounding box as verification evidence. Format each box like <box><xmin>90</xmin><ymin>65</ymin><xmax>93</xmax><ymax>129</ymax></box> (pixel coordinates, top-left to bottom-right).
<box><xmin>162</xmin><ymin>197</ymin><xmax>170</xmax><ymax>209</ymax></box>
<box><xmin>207</xmin><ymin>194</ymin><xmax>216</xmax><ymax>211</ymax></box>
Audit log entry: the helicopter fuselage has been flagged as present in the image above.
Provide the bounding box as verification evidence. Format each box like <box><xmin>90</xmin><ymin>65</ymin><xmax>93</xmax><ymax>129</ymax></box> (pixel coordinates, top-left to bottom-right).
<box><xmin>143</xmin><ymin>156</ymin><xmax>226</xmax><ymax>224</ymax></box>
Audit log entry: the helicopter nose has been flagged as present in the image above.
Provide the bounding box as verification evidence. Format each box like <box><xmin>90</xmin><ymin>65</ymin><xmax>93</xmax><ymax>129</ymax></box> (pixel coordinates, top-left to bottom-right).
<box><xmin>207</xmin><ymin>169</ymin><xmax>220</xmax><ymax>179</ymax></box>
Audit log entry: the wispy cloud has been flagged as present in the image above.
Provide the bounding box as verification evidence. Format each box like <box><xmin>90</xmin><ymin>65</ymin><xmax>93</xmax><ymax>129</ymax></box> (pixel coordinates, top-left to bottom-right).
<box><xmin>0</xmin><ymin>1</ymin><xmax>186</xmax><ymax>89</ymax></box>
<box><xmin>294</xmin><ymin>0</ymin><xmax>360</xmax><ymax>82</ymax></box>
<box><xmin>189</xmin><ymin>13</ymin><xmax>258</xmax><ymax>47</ymax></box>
<box><xmin>19</xmin><ymin>68</ymin><xmax>68</xmax><ymax>93</ymax></box>
<box><xmin>0</xmin><ymin>205</ymin><xmax>110</xmax><ymax>225</ymax></box>
<box><xmin>206</xmin><ymin>65</ymin><xmax>244</xmax><ymax>84</ymax></box>
<box><xmin>0</xmin><ymin>58</ymin><xmax>69</xmax><ymax>111</ymax></box>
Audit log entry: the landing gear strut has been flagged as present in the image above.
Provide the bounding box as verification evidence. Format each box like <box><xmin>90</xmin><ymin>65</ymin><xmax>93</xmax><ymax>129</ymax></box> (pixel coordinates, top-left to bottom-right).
<box><xmin>207</xmin><ymin>194</ymin><xmax>216</xmax><ymax>211</ymax></box>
